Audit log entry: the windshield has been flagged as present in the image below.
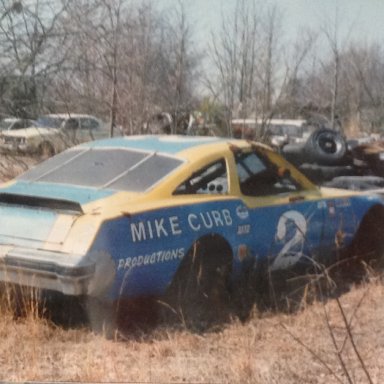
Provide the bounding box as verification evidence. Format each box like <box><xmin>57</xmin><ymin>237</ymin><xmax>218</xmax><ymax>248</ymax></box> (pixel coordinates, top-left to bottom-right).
<box><xmin>0</xmin><ymin>119</ymin><xmax>13</xmax><ymax>130</ymax></box>
<box><xmin>19</xmin><ymin>147</ymin><xmax>184</xmax><ymax>192</ymax></box>
<box><xmin>36</xmin><ymin>116</ymin><xmax>65</xmax><ymax>128</ymax></box>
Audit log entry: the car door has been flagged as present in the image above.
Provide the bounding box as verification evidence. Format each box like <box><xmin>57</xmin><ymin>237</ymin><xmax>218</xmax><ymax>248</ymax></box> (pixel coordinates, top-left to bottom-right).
<box><xmin>232</xmin><ymin>147</ymin><xmax>336</xmax><ymax>273</ymax></box>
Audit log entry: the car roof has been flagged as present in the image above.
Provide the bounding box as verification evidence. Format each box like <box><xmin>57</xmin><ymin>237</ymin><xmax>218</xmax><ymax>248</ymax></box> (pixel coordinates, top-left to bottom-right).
<box><xmin>80</xmin><ymin>134</ymin><xmax>260</xmax><ymax>157</ymax></box>
<box><xmin>2</xmin><ymin>117</ymin><xmax>23</xmax><ymax>122</ymax></box>
<box><xmin>41</xmin><ymin>113</ymin><xmax>98</xmax><ymax>119</ymax></box>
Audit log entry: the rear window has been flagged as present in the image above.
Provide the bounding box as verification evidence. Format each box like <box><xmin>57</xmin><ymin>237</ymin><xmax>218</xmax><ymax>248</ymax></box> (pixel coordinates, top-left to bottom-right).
<box><xmin>19</xmin><ymin>147</ymin><xmax>184</xmax><ymax>192</ymax></box>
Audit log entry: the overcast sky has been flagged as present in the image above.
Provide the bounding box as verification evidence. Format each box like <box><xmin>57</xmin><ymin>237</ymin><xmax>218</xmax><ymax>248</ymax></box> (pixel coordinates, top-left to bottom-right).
<box><xmin>157</xmin><ymin>0</ymin><xmax>384</xmax><ymax>50</ymax></box>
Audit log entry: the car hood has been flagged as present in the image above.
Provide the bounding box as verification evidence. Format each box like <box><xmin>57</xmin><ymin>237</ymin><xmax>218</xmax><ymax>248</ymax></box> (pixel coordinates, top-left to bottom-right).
<box><xmin>1</xmin><ymin>127</ymin><xmax>58</xmax><ymax>138</ymax></box>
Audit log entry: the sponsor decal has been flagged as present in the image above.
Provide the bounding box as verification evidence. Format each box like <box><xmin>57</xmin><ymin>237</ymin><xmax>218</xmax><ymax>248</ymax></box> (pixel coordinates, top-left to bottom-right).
<box><xmin>236</xmin><ymin>205</ymin><xmax>249</xmax><ymax>220</ymax></box>
<box><xmin>327</xmin><ymin>201</ymin><xmax>335</xmax><ymax>215</ymax></box>
<box><xmin>117</xmin><ymin>247</ymin><xmax>185</xmax><ymax>270</ymax></box>
<box><xmin>237</xmin><ymin>224</ymin><xmax>251</xmax><ymax>235</ymax></box>
<box><xmin>317</xmin><ymin>201</ymin><xmax>327</xmax><ymax>209</ymax></box>
<box><xmin>130</xmin><ymin>209</ymin><xmax>233</xmax><ymax>242</ymax></box>
<box><xmin>335</xmin><ymin>198</ymin><xmax>351</xmax><ymax>208</ymax></box>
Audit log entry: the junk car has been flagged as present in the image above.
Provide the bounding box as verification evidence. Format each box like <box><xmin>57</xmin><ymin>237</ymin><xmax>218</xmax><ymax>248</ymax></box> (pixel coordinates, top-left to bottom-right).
<box><xmin>0</xmin><ymin>135</ymin><xmax>383</xmax><ymax>333</ymax></box>
<box><xmin>0</xmin><ymin>113</ymin><xmax>108</xmax><ymax>157</ymax></box>
<box><xmin>0</xmin><ymin>117</ymin><xmax>36</xmax><ymax>133</ymax></box>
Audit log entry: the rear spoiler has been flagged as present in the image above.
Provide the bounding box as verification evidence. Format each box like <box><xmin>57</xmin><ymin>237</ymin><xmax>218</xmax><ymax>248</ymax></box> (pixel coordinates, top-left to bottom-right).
<box><xmin>0</xmin><ymin>193</ymin><xmax>83</xmax><ymax>214</ymax></box>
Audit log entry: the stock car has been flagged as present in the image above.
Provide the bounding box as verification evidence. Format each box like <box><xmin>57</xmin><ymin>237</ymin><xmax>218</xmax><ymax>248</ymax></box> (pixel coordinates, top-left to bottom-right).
<box><xmin>0</xmin><ymin>134</ymin><xmax>383</xmax><ymax>333</ymax></box>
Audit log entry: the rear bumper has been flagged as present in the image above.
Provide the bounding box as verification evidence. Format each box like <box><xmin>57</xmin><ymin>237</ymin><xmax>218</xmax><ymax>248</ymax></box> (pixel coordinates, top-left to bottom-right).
<box><xmin>0</xmin><ymin>246</ymin><xmax>95</xmax><ymax>295</ymax></box>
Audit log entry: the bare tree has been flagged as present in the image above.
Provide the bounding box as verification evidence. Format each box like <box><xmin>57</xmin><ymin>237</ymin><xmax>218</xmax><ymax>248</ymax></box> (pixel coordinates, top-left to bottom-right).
<box><xmin>55</xmin><ymin>0</ymin><xmax>199</xmax><ymax>135</ymax></box>
<box><xmin>208</xmin><ymin>0</ymin><xmax>315</xmax><ymax>139</ymax></box>
<box><xmin>0</xmin><ymin>0</ymin><xmax>69</xmax><ymax>117</ymax></box>
<box><xmin>55</xmin><ymin>0</ymin><xmax>125</xmax><ymax>136</ymax></box>
<box><xmin>277</xmin><ymin>28</ymin><xmax>317</xmax><ymax>117</ymax></box>
<box><xmin>343</xmin><ymin>43</ymin><xmax>384</xmax><ymax>133</ymax></box>
<box><xmin>166</xmin><ymin>1</ymin><xmax>194</xmax><ymax>133</ymax></box>
<box><xmin>208</xmin><ymin>0</ymin><xmax>260</xmax><ymax>136</ymax></box>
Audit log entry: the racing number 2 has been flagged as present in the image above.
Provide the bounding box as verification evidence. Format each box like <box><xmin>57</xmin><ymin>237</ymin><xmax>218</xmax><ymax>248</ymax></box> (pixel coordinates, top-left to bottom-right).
<box><xmin>270</xmin><ymin>210</ymin><xmax>307</xmax><ymax>271</ymax></box>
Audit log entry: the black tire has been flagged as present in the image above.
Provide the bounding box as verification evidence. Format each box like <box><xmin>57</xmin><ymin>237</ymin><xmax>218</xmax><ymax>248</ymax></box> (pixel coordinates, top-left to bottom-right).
<box><xmin>304</xmin><ymin>128</ymin><xmax>347</xmax><ymax>165</ymax></box>
<box><xmin>280</xmin><ymin>143</ymin><xmax>306</xmax><ymax>166</ymax></box>
<box><xmin>162</xmin><ymin>234</ymin><xmax>232</xmax><ymax>330</ymax></box>
<box><xmin>341</xmin><ymin>205</ymin><xmax>384</xmax><ymax>280</ymax></box>
<box><xmin>281</xmin><ymin>128</ymin><xmax>348</xmax><ymax>167</ymax></box>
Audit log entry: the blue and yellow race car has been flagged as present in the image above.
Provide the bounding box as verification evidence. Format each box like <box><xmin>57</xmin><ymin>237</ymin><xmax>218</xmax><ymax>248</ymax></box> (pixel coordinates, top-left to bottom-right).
<box><xmin>0</xmin><ymin>135</ymin><xmax>383</xmax><ymax>331</ymax></box>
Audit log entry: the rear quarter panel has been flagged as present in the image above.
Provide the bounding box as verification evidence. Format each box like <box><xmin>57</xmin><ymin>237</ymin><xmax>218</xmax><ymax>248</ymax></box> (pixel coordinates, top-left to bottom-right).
<box><xmin>89</xmin><ymin>198</ymin><xmax>249</xmax><ymax>301</ymax></box>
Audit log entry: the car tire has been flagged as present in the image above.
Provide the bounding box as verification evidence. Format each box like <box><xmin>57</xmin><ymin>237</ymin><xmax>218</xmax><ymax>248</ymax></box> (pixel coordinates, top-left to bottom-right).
<box><xmin>281</xmin><ymin>128</ymin><xmax>348</xmax><ymax>167</ymax></box>
<box><xmin>304</xmin><ymin>128</ymin><xmax>347</xmax><ymax>165</ymax></box>
<box><xmin>162</xmin><ymin>234</ymin><xmax>232</xmax><ymax>330</ymax></box>
<box><xmin>341</xmin><ymin>204</ymin><xmax>384</xmax><ymax>281</ymax></box>
<box><xmin>38</xmin><ymin>141</ymin><xmax>55</xmax><ymax>158</ymax></box>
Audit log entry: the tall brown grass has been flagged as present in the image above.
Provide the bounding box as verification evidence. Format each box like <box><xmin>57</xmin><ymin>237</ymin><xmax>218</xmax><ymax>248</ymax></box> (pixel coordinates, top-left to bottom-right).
<box><xmin>0</xmin><ymin>277</ymin><xmax>382</xmax><ymax>383</ymax></box>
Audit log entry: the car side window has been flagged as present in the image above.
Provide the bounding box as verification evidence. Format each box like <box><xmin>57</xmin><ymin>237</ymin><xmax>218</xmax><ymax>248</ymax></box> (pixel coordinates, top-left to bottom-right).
<box><xmin>81</xmin><ymin>118</ymin><xmax>100</xmax><ymax>130</ymax></box>
<box><xmin>65</xmin><ymin>118</ymin><xmax>79</xmax><ymax>130</ymax></box>
<box><xmin>235</xmin><ymin>150</ymin><xmax>301</xmax><ymax>196</ymax></box>
<box><xmin>12</xmin><ymin>121</ymin><xmax>25</xmax><ymax>129</ymax></box>
<box><xmin>174</xmin><ymin>159</ymin><xmax>228</xmax><ymax>195</ymax></box>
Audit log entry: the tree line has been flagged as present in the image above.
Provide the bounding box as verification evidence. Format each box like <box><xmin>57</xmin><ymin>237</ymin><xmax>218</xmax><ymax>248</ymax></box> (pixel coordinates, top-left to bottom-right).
<box><xmin>0</xmin><ymin>0</ymin><xmax>383</xmax><ymax>137</ymax></box>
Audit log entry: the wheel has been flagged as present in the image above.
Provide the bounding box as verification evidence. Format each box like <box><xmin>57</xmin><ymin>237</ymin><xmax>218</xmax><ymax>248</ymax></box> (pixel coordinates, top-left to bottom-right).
<box><xmin>38</xmin><ymin>141</ymin><xmax>55</xmax><ymax>158</ymax></box>
<box><xmin>341</xmin><ymin>204</ymin><xmax>384</xmax><ymax>281</ymax></box>
<box><xmin>281</xmin><ymin>128</ymin><xmax>348</xmax><ymax>166</ymax></box>
<box><xmin>304</xmin><ymin>128</ymin><xmax>347</xmax><ymax>165</ymax></box>
<box><xmin>162</xmin><ymin>234</ymin><xmax>232</xmax><ymax>330</ymax></box>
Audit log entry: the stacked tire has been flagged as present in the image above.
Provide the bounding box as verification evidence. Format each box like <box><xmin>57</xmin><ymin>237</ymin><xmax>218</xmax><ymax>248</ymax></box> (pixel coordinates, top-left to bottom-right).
<box><xmin>281</xmin><ymin>128</ymin><xmax>354</xmax><ymax>184</ymax></box>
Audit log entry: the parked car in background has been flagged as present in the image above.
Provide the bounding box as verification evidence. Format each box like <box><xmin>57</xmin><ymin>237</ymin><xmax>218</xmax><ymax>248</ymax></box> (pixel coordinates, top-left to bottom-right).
<box><xmin>0</xmin><ymin>117</ymin><xmax>35</xmax><ymax>132</ymax></box>
<box><xmin>231</xmin><ymin>118</ymin><xmax>315</xmax><ymax>147</ymax></box>
<box><xmin>0</xmin><ymin>135</ymin><xmax>383</xmax><ymax>335</ymax></box>
<box><xmin>0</xmin><ymin>113</ymin><xmax>109</xmax><ymax>157</ymax></box>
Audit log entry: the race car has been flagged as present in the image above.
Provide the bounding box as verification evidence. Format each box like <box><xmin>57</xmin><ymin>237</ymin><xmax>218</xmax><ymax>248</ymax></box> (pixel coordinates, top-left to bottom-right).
<box><xmin>0</xmin><ymin>135</ymin><xmax>383</xmax><ymax>333</ymax></box>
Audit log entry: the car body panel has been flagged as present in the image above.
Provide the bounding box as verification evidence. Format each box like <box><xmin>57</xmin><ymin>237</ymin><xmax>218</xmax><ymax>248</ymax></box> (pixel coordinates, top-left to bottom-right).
<box><xmin>0</xmin><ymin>135</ymin><xmax>382</xmax><ymax>304</ymax></box>
<box><xmin>0</xmin><ymin>114</ymin><xmax>109</xmax><ymax>155</ymax></box>
<box><xmin>2</xmin><ymin>180</ymin><xmax>115</xmax><ymax>205</ymax></box>
<box><xmin>0</xmin><ymin>118</ymin><xmax>36</xmax><ymax>133</ymax></box>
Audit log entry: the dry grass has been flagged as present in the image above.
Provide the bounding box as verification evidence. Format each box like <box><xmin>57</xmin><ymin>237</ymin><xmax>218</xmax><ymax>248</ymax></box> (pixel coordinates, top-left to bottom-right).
<box><xmin>0</xmin><ymin>154</ymin><xmax>39</xmax><ymax>182</ymax></box>
<box><xmin>0</xmin><ymin>155</ymin><xmax>384</xmax><ymax>382</ymax></box>
<box><xmin>0</xmin><ymin>279</ymin><xmax>381</xmax><ymax>383</ymax></box>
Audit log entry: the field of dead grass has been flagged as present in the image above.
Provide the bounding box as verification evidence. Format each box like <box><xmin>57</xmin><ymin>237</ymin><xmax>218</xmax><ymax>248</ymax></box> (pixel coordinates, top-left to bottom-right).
<box><xmin>0</xmin><ymin>153</ymin><xmax>39</xmax><ymax>182</ymax></box>
<box><xmin>0</xmin><ymin>155</ymin><xmax>383</xmax><ymax>383</ymax></box>
<box><xmin>0</xmin><ymin>279</ymin><xmax>382</xmax><ymax>383</ymax></box>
